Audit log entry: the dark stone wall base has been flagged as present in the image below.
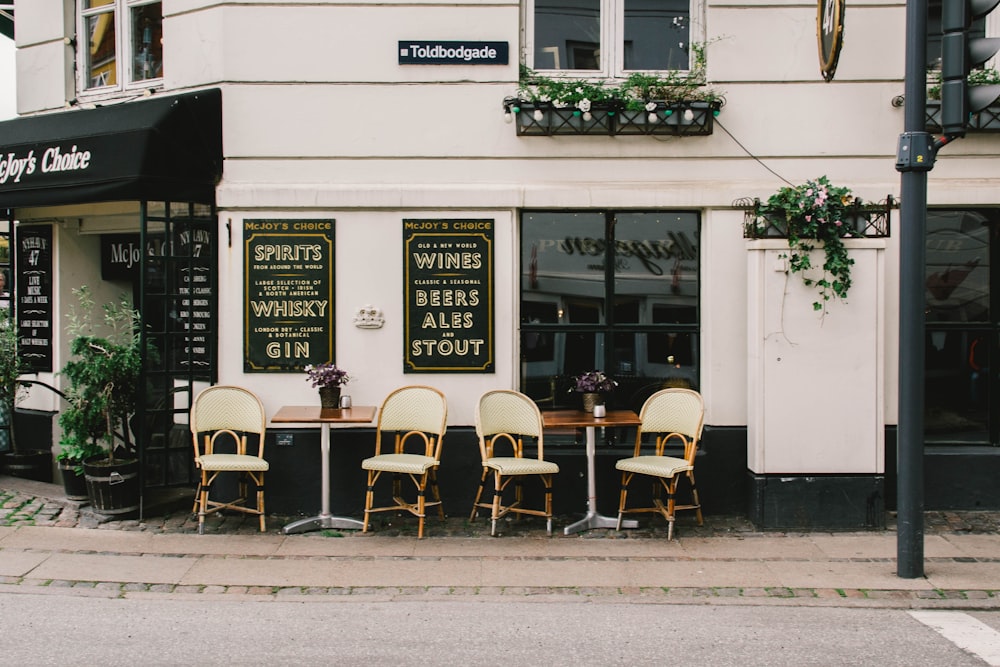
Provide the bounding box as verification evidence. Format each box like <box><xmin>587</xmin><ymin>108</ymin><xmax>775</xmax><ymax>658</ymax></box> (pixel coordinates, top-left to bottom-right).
<box><xmin>747</xmin><ymin>472</ymin><xmax>886</xmax><ymax>531</ymax></box>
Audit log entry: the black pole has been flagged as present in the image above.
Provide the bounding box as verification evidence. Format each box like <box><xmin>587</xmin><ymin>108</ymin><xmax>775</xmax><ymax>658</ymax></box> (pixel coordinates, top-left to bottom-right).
<box><xmin>896</xmin><ymin>0</ymin><xmax>929</xmax><ymax>578</ymax></box>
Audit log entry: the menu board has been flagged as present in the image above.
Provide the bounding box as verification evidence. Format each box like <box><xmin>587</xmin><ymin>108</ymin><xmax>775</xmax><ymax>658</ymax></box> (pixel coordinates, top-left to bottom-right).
<box><xmin>15</xmin><ymin>225</ymin><xmax>53</xmax><ymax>372</ymax></box>
<box><xmin>403</xmin><ymin>219</ymin><xmax>494</xmax><ymax>373</ymax></box>
<box><xmin>244</xmin><ymin>219</ymin><xmax>335</xmax><ymax>372</ymax></box>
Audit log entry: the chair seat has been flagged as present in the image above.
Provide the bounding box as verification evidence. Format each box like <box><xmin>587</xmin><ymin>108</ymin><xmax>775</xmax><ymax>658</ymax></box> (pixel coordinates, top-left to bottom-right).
<box><xmin>616</xmin><ymin>455</ymin><xmax>691</xmax><ymax>478</ymax></box>
<box><xmin>197</xmin><ymin>454</ymin><xmax>270</xmax><ymax>472</ymax></box>
<box><xmin>362</xmin><ymin>453</ymin><xmax>438</xmax><ymax>474</ymax></box>
<box><xmin>485</xmin><ymin>457</ymin><xmax>559</xmax><ymax>476</ymax></box>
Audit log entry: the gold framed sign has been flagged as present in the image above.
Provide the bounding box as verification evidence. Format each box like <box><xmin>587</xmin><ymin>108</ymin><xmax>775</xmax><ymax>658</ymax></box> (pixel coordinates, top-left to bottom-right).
<box><xmin>403</xmin><ymin>219</ymin><xmax>494</xmax><ymax>373</ymax></box>
<box><xmin>818</xmin><ymin>0</ymin><xmax>845</xmax><ymax>82</ymax></box>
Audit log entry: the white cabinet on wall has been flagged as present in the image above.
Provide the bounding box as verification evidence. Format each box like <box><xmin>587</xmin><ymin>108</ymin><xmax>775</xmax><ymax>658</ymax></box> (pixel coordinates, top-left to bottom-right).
<box><xmin>747</xmin><ymin>239</ymin><xmax>886</xmax><ymax>474</ymax></box>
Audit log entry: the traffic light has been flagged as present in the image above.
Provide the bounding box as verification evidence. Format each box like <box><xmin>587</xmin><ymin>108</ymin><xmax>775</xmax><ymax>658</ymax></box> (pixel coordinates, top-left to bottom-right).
<box><xmin>941</xmin><ymin>0</ymin><xmax>1000</xmax><ymax>135</ymax></box>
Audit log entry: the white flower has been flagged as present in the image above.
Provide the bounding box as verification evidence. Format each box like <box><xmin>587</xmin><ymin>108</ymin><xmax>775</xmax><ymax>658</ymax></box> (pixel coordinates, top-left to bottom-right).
<box><xmin>645</xmin><ymin>101</ymin><xmax>657</xmax><ymax>112</ymax></box>
<box><xmin>578</xmin><ymin>99</ymin><xmax>591</xmax><ymax>112</ymax></box>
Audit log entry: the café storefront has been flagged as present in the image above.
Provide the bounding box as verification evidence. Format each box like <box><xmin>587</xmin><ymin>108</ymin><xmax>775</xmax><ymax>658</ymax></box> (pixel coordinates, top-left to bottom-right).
<box><xmin>0</xmin><ymin>88</ymin><xmax>222</xmax><ymax>497</ymax></box>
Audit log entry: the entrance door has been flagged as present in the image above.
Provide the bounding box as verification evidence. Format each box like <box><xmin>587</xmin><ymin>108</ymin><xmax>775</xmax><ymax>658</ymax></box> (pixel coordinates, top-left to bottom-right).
<box><xmin>924</xmin><ymin>209</ymin><xmax>1000</xmax><ymax>446</ymax></box>
<box><xmin>138</xmin><ymin>202</ymin><xmax>218</xmax><ymax>488</ymax></box>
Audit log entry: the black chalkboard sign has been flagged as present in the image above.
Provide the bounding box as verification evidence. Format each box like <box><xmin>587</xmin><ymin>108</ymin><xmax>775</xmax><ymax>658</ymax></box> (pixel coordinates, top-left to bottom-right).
<box><xmin>16</xmin><ymin>225</ymin><xmax>53</xmax><ymax>373</ymax></box>
<box><xmin>403</xmin><ymin>219</ymin><xmax>494</xmax><ymax>373</ymax></box>
<box><xmin>244</xmin><ymin>219</ymin><xmax>335</xmax><ymax>372</ymax></box>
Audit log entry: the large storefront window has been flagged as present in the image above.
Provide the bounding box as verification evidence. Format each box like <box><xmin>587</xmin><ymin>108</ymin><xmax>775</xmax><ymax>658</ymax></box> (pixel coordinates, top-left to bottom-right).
<box><xmin>520</xmin><ymin>210</ymin><xmax>699</xmax><ymax>414</ymax></box>
<box><xmin>80</xmin><ymin>0</ymin><xmax>163</xmax><ymax>92</ymax></box>
<box><xmin>529</xmin><ymin>0</ymin><xmax>694</xmax><ymax>75</ymax></box>
<box><xmin>925</xmin><ymin>208</ymin><xmax>1000</xmax><ymax>446</ymax></box>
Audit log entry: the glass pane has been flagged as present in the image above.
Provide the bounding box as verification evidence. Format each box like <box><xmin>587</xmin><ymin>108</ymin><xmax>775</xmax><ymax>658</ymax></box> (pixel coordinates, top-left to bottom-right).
<box><xmin>925</xmin><ymin>210</ymin><xmax>993</xmax><ymax>324</ymax></box>
<box><xmin>520</xmin><ymin>330</ymin><xmax>605</xmax><ymax>409</ymax></box>
<box><xmin>612</xmin><ymin>331</ymin><xmax>698</xmax><ymax>410</ymax></box>
<box><xmin>522</xmin><ymin>211</ymin><xmax>607</xmax><ymax>320</ymax></box>
<box><xmin>85</xmin><ymin>11</ymin><xmax>117</xmax><ymax>88</ymax></box>
<box><xmin>533</xmin><ymin>0</ymin><xmax>601</xmax><ymax>70</ymax></box>
<box><xmin>613</xmin><ymin>211</ymin><xmax>698</xmax><ymax>324</ymax></box>
<box><xmin>84</xmin><ymin>0</ymin><xmax>115</xmax><ymax>8</ymax></box>
<box><xmin>131</xmin><ymin>3</ymin><xmax>163</xmax><ymax>82</ymax></box>
<box><xmin>925</xmin><ymin>327</ymin><xmax>989</xmax><ymax>443</ymax></box>
<box><xmin>623</xmin><ymin>0</ymin><xmax>690</xmax><ymax>70</ymax></box>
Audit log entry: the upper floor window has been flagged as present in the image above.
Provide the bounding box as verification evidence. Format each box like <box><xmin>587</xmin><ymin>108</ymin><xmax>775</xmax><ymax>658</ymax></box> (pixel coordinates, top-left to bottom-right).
<box><xmin>528</xmin><ymin>0</ymin><xmax>695</xmax><ymax>76</ymax></box>
<box><xmin>79</xmin><ymin>0</ymin><xmax>163</xmax><ymax>93</ymax></box>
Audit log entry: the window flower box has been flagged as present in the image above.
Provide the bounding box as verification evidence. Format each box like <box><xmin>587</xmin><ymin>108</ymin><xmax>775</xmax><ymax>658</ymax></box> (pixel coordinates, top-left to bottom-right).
<box><xmin>508</xmin><ymin>99</ymin><xmax>721</xmax><ymax>137</ymax></box>
<box><xmin>925</xmin><ymin>100</ymin><xmax>1000</xmax><ymax>133</ymax></box>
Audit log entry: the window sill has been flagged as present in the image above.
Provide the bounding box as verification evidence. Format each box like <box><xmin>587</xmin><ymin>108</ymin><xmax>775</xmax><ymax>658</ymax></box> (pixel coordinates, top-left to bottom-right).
<box><xmin>506</xmin><ymin>100</ymin><xmax>722</xmax><ymax>137</ymax></box>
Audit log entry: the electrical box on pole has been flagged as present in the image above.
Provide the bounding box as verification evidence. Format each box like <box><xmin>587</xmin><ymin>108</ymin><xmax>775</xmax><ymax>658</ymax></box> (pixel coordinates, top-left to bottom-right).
<box><xmin>941</xmin><ymin>0</ymin><xmax>1000</xmax><ymax>135</ymax></box>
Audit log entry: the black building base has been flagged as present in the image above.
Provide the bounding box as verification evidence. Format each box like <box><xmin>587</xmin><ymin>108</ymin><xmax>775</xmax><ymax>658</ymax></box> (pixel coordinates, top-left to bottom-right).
<box><xmin>747</xmin><ymin>472</ymin><xmax>885</xmax><ymax>531</ymax></box>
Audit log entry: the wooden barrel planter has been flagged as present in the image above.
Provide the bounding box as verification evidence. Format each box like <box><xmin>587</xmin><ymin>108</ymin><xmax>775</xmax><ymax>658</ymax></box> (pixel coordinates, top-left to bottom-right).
<box><xmin>83</xmin><ymin>457</ymin><xmax>140</xmax><ymax>518</ymax></box>
<box><xmin>0</xmin><ymin>449</ymin><xmax>54</xmax><ymax>483</ymax></box>
<box><xmin>58</xmin><ymin>459</ymin><xmax>89</xmax><ymax>501</ymax></box>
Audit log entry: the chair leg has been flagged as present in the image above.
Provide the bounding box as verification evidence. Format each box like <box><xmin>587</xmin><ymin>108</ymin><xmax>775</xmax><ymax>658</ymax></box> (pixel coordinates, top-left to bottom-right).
<box><xmin>416</xmin><ymin>474</ymin><xmax>427</xmax><ymax>539</ymax></box>
<box><xmin>198</xmin><ymin>471</ymin><xmax>209</xmax><ymax>535</ymax></box>
<box><xmin>470</xmin><ymin>468</ymin><xmax>489</xmax><ymax>521</ymax></box>
<box><xmin>543</xmin><ymin>474</ymin><xmax>554</xmax><ymax>536</ymax></box>
<box><xmin>363</xmin><ymin>470</ymin><xmax>377</xmax><ymax>533</ymax></box>
<box><xmin>429</xmin><ymin>470</ymin><xmax>445</xmax><ymax>520</ymax></box>
<box><xmin>257</xmin><ymin>472</ymin><xmax>266</xmax><ymax>533</ymax></box>
<box><xmin>491</xmin><ymin>471</ymin><xmax>503</xmax><ymax>537</ymax></box>
<box><xmin>616</xmin><ymin>472</ymin><xmax>631</xmax><ymax>531</ymax></box>
<box><xmin>666</xmin><ymin>478</ymin><xmax>679</xmax><ymax>541</ymax></box>
<box><xmin>688</xmin><ymin>470</ymin><xmax>704</xmax><ymax>526</ymax></box>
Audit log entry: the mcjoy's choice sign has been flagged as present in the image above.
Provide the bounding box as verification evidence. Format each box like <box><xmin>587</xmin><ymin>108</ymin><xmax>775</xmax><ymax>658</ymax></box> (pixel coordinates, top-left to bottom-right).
<box><xmin>404</xmin><ymin>219</ymin><xmax>494</xmax><ymax>373</ymax></box>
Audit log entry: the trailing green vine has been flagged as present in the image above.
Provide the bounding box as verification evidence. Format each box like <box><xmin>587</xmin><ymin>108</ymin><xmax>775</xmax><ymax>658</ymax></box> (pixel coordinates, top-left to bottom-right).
<box><xmin>749</xmin><ymin>176</ymin><xmax>861</xmax><ymax>313</ymax></box>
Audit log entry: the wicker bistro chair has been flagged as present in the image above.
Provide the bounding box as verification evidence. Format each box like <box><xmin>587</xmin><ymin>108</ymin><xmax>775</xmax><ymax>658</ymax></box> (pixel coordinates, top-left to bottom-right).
<box><xmin>615</xmin><ymin>388</ymin><xmax>705</xmax><ymax>540</ymax></box>
<box><xmin>470</xmin><ymin>390</ymin><xmax>560</xmax><ymax>536</ymax></box>
<box><xmin>361</xmin><ymin>385</ymin><xmax>448</xmax><ymax>538</ymax></box>
<box><xmin>189</xmin><ymin>386</ymin><xmax>269</xmax><ymax>534</ymax></box>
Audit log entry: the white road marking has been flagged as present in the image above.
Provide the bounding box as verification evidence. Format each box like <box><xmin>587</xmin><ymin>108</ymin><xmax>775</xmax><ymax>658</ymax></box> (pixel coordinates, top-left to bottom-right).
<box><xmin>909</xmin><ymin>611</ymin><xmax>1000</xmax><ymax>666</ymax></box>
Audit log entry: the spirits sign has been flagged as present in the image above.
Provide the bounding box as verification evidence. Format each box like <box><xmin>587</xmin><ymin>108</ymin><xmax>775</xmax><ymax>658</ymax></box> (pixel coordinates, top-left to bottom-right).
<box><xmin>244</xmin><ymin>219</ymin><xmax>335</xmax><ymax>372</ymax></box>
<box><xmin>403</xmin><ymin>219</ymin><xmax>494</xmax><ymax>373</ymax></box>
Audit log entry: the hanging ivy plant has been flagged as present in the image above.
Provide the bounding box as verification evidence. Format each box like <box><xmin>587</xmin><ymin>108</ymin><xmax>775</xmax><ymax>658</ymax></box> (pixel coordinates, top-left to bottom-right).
<box><xmin>749</xmin><ymin>176</ymin><xmax>862</xmax><ymax>312</ymax></box>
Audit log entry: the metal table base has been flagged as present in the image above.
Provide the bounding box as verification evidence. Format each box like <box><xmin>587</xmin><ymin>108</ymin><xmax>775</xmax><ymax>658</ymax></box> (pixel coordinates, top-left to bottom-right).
<box><xmin>564</xmin><ymin>423</ymin><xmax>638</xmax><ymax>535</ymax></box>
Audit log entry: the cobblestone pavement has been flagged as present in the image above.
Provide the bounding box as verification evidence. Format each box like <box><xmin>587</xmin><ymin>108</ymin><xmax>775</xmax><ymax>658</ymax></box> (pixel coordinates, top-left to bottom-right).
<box><xmin>4</xmin><ymin>480</ymin><xmax>1000</xmax><ymax>537</ymax></box>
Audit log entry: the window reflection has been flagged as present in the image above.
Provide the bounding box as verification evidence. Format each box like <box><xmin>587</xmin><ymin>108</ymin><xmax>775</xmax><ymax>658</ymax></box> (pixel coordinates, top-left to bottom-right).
<box><xmin>131</xmin><ymin>3</ymin><xmax>163</xmax><ymax>82</ymax></box>
<box><xmin>520</xmin><ymin>210</ymin><xmax>700</xmax><ymax>419</ymax></box>
<box><xmin>623</xmin><ymin>0</ymin><xmax>690</xmax><ymax>70</ymax></box>
<box><xmin>533</xmin><ymin>0</ymin><xmax>601</xmax><ymax>70</ymax></box>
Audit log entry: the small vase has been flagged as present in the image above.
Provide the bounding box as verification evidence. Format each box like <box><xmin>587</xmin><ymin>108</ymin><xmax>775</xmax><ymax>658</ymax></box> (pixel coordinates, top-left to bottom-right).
<box><xmin>581</xmin><ymin>392</ymin><xmax>601</xmax><ymax>412</ymax></box>
<box><xmin>319</xmin><ymin>386</ymin><xmax>342</xmax><ymax>409</ymax></box>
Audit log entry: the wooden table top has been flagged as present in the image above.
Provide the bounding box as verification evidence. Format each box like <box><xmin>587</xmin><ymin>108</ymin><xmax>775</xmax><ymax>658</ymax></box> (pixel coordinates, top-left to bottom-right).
<box><xmin>540</xmin><ymin>409</ymin><xmax>641</xmax><ymax>429</ymax></box>
<box><xmin>271</xmin><ymin>405</ymin><xmax>377</xmax><ymax>424</ymax></box>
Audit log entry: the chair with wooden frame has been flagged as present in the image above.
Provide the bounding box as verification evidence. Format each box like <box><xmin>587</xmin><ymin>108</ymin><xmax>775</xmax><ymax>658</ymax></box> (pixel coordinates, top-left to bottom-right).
<box><xmin>189</xmin><ymin>385</ymin><xmax>269</xmax><ymax>534</ymax></box>
<box><xmin>362</xmin><ymin>385</ymin><xmax>448</xmax><ymax>538</ymax></box>
<box><xmin>470</xmin><ymin>390</ymin><xmax>559</xmax><ymax>536</ymax></box>
<box><xmin>615</xmin><ymin>388</ymin><xmax>705</xmax><ymax>540</ymax></box>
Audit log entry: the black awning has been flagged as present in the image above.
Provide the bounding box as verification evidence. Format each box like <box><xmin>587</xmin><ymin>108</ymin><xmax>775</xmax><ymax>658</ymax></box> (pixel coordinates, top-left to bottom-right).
<box><xmin>0</xmin><ymin>88</ymin><xmax>222</xmax><ymax>208</ymax></box>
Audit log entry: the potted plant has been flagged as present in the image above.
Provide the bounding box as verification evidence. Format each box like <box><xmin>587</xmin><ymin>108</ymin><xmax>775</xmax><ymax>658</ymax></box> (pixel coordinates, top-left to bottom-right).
<box><xmin>0</xmin><ymin>307</ymin><xmax>54</xmax><ymax>482</ymax></box>
<box><xmin>505</xmin><ymin>42</ymin><xmax>724</xmax><ymax>136</ymax></box>
<box><xmin>745</xmin><ymin>176</ymin><xmax>863</xmax><ymax>313</ymax></box>
<box><xmin>304</xmin><ymin>362</ymin><xmax>351</xmax><ymax>408</ymax></box>
<box><xmin>568</xmin><ymin>370</ymin><xmax>618</xmax><ymax>412</ymax></box>
<box><xmin>57</xmin><ymin>286</ymin><xmax>148</xmax><ymax>517</ymax></box>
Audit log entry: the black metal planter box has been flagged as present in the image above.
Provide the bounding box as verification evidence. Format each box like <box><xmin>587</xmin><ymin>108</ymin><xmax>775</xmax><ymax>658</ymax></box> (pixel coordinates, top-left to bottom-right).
<box><xmin>513</xmin><ymin>100</ymin><xmax>721</xmax><ymax>137</ymax></box>
<box><xmin>926</xmin><ymin>100</ymin><xmax>1000</xmax><ymax>133</ymax></box>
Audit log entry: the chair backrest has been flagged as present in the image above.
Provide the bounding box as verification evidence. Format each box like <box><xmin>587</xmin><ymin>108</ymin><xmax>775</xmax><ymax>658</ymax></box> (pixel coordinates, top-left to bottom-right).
<box><xmin>375</xmin><ymin>385</ymin><xmax>448</xmax><ymax>457</ymax></box>
<box><xmin>475</xmin><ymin>390</ymin><xmax>545</xmax><ymax>459</ymax></box>
<box><xmin>637</xmin><ymin>388</ymin><xmax>704</xmax><ymax>462</ymax></box>
<box><xmin>190</xmin><ymin>385</ymin><xmax>267</xmax><ymax>457</ymax></box>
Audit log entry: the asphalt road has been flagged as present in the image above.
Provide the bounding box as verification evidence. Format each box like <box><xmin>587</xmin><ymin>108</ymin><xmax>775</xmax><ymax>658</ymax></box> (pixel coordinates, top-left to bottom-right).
<box><xmin>1</xmin><ymin>594</ymin><xmax>997</xmax><ymax>666</ymax></box>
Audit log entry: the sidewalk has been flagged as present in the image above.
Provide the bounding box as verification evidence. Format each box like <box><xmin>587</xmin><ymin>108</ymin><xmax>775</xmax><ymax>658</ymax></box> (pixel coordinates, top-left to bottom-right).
<box><xmin>2</xmin><ymin>474</ymin><xmax>999</xmax><ymax>608</ymax></box>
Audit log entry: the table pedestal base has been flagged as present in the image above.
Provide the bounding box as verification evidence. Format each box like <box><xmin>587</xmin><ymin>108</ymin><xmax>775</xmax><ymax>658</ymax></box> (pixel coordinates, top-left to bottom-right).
<box><xmin>283</xmin><ymin>514</ymin><xmax>364</xmax><ymax>535</ymax></box>
<box><xmin>564</xmin><ymin>512</ymin><xmax>638</xmax><ymax>535</ymax></box>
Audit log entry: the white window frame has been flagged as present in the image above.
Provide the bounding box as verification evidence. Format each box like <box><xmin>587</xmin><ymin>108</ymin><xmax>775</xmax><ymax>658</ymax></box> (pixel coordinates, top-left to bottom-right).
<box><xmin>77</xmin><ymin>0</ymin><xmax>163</xmax><ymax>97</ymax></box>
<box><xmin>524</xmin><ymin>0</ymin><xmax>703</xmax><ymax>80</ymax></box>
